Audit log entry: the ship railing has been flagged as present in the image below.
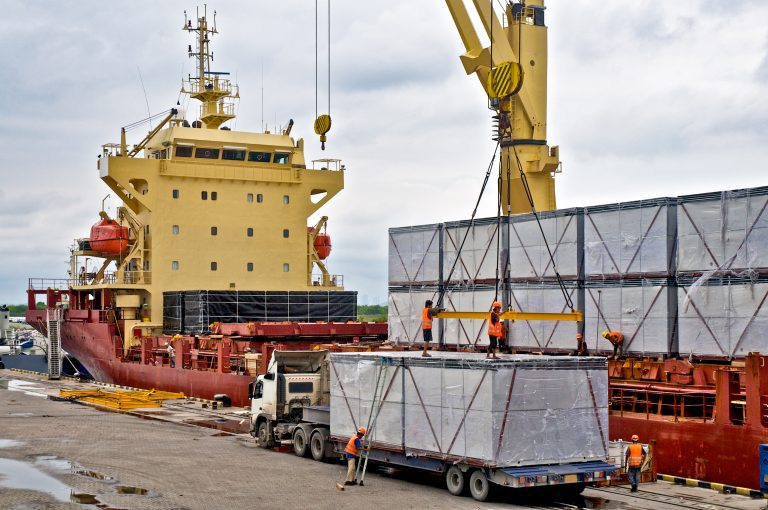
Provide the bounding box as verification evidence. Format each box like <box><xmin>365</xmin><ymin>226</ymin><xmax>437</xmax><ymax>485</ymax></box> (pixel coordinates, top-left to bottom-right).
<box><xmin>310</xmin><ymin>159</ymin><xmax>344</xmax><ymax>172</ymax></box>
<box><xmin>28</xmin><ymin>278</ymin><xmax>73</xmax><ymax>291</ymax></box>
<box><xmin>98</xmin><ymin>271</ymin><xmax>151</xmax><ymax>285</ymax></box>
<box><xmin>311</xmin><ymin>274</ymin><xmax>343</xmax><ymax>287</ymax></box>
<box><xmin>200</xmin><ymin>101</ymin><xmax>235</xmax><ymax>118</ymax></box>
<box><xmin>610</xmin><ymin>386</ymin><xmax>716</xmax><ymax>423</ymax></box>
<box><xmin>184</xmin><ymin>76</ymin><xmax>233</xmax><ymax>96</ymax></box>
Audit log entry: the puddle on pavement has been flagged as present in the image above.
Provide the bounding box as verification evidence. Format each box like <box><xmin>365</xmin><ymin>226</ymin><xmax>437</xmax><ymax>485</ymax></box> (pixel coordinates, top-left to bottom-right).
<box><xmin>580</xmin><ymin>496</ymin><xmax>618</xmax><ymax>508</ymax></box>
<box><xmin>8</xmin><ymin>412</ymin><xmax>34</xmax><ymax>417</ymax></box>
<box><xmin>115</xmin><ymin>484</ymin><xmax>148</xmax><ymax>495</ymax></box>
<box><xmin>0</xmin><ymin>439</ymin><xmax>25</xmax><ymax>448</ymax></box>
<box><xmin>0</xmin><ymin>458</ymin><xmax>72</xmax><ymax>502</ymax></box>
<box><xmin>34</xmin><ymin>455</ymin><xmax>115</xmax><ymax>482</ymax></box>
<box><xmin>186</xmin><ymin>418</ymin><xmax>250</xmax><ymax>434</ymax></box>
<box><xmin>3</xmin><ymin>379</ymin><xmax>48</xmax><ymax>398</ymax></box>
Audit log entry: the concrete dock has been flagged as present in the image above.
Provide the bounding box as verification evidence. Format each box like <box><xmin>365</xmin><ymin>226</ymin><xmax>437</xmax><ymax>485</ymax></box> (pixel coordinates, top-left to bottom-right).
<box><xmin>0</xmin><ymin>370</ymin><xmax>764</xmax><ymax>510</ymax></box>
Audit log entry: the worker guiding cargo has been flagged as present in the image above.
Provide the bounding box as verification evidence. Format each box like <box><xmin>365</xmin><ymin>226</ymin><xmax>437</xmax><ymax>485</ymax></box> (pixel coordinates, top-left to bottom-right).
<box><xmin>343</xmin><ymin>427</ymin><xmax>367</xmax><ymax>486</ymax></box>
<box><xmin>487</xmin><ymin>301</ymin><xmax>503</xmax><ymax>360</ymax></box>
<box><xmin>602</xmin><ymin>331</ymin><xmax>624</xmax><ymax>359</ymax></box>
<box><xmin>421</xmin><ymin>300</ymin><xmax>444</xmax><ymax>357</ymax></box>
<box><xmin>625</xmin><ymin>434</ymin><xmax>647</xmax><ymax>492</ymax></box>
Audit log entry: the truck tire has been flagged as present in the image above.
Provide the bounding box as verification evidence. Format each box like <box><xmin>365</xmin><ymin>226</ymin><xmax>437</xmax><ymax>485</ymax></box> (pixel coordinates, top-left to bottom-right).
<box><xmin>445</xmin><ymin>465</ymin><xmax>466</xmax><ymax>496</ymax></box>
<box><xmin>469</xmin><ymin>469</ymin><xmax>490</xmax><ymax>502</ymax></box>
<box><xmin>257</xmin><ymin>421</ymin><xmax>274</xmax><ymax>449</ymax></box>
<box><xmin>310</xmin><ymin>429</ymin><xmax>327</xmax><ymax>461</ymax></box>
<box><xmin>293</xmin><ymin>428</ymin><xmax>309</xmax><ymax>457</ymax></box>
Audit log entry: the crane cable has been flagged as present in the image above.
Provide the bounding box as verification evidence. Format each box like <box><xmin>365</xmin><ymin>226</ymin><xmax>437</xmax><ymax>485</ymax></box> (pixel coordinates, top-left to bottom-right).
<box><xmin>436</xmin><ymin>141</ymin><xmax>501</xmax><ymax>308</ymax></box>
<box><xmin>314</xmin><ymin>0</ymin><xmax>332</xmax><ymax>149</ymax></box>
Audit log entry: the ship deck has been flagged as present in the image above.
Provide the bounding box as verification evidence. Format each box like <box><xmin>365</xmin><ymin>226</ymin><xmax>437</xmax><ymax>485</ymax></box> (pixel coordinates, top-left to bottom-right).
<box><xmin>0</xmin><ymin>370</ymin><xmax>765</xmax><ymax>509</ymax></box>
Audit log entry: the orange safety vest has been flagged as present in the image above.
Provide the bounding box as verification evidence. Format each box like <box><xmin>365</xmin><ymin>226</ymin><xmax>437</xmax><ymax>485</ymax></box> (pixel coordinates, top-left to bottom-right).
<box><xmin>607</xmin><ymin>332</ymin><xmax>624</xmax><ymax>345</ymax></box>
<box><xmin>422</xmin><ymin>307</ymin><xmax>433</xmax><ymax>330</ymax></box>
<box><xmin>344</xmin><ymin>435</ymin><xmax>359</xmax><ymax>456</ymax></box>
<box><xmin>488</xmin><ymin>312</ymin><xmax>503</xmax><ymax>337</ymax></box>
<box><xmin>627</xmin><ymin>443</ymin><xmax>644</xmax><ymax>468</ymax></box>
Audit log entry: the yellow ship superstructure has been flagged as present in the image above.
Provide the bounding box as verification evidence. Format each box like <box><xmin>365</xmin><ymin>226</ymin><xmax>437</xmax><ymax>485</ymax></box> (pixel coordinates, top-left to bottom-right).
<box><xmin>72</xmin><ymin>10</ymin><xmax>345</xmax><ymax>346</ymax></box>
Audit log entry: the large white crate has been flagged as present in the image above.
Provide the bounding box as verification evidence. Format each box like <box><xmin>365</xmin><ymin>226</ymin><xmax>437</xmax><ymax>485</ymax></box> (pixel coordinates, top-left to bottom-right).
<box><xmin>508</xmin><ymin>209</ymin><xmax>581</xmax><ymax>280</ymax></box>
<box><xmin>387</xmin><ymin>288</ymin><xmax>438</xmax><ymax>345</ymax></box>
<box><xmin>584</xmin><ymin>199</ymin><xmax>674</xmax><ymax>277</ymax></box>
<box><xmin>678</xmin><ymin>279</ymin><xmax>768</xmax><ymax>358</ymax></box>
<box><xmin>388</xmin><ymin>225</ymin><xmax>441</xmax><ymax>285</ymax></box>
<box><xmin>508</xmin><ymin>284</ymin><xmax>579</xmax><ymax>351</ymax></box>
<box><xmin>329</xmin><ymin>352</ymin><xmax>609</xmax><ymax>467</ymax></box>
<box><xmin>677</xmin><ymin>188</ymin><xmax>768</xmax><ymax>273</ymax></box>
<box><xmin>583</xmin><ymin>282</ymin><xmax>671</xmax><ymax>356</ymax></box>
<box><xmin>442</xmin><ymin>219</ymin><xmax>499</xmax><ymax>283</ymax></box>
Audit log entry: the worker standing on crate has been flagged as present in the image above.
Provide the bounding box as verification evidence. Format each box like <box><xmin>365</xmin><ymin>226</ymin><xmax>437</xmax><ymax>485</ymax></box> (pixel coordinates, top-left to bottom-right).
<box><xmin>625</xmin><ymin>434</ymin><xmax>646</xmax><ymax>492</ymax></box>
<box><xmin>421</xmin><ymin>300</ymin><xmax>443</xmax><ymax>358</ymax></box>
<box><xmin>602</xmin><ymin>331</ymin><xmax>624</xmax><ymax>359</ymax></box>
<box><xmin>343</xmin><ymin>427</ymin><xmax>366</xmax><ymax>486</ymax></box>
<box><xmin>487</xmin><ymin>301</ymin><xmax>503</xmax><ymax>360</ymax></box>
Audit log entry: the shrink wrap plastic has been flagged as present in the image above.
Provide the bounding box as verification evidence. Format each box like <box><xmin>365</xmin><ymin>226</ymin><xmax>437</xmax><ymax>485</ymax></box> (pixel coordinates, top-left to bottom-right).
<box><xmin>330</xmin><ymin>352</ymin><xmax>609</xmax><ymax>467</ymax></box>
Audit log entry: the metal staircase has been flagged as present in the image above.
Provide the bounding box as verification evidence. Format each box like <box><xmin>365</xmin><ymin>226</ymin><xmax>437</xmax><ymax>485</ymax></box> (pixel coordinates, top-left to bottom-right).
<box><xmin>46</xmin><ymin>308</ymin><xmax>62</xmax><ymax>379</ymax></box>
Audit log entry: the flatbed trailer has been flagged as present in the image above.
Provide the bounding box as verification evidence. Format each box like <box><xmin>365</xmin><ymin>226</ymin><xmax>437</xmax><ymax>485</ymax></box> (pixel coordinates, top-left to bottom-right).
<box><xmin>250</xmin><ymin>351</ymin><xmax>618</xmax><ymax>501</ymax></box>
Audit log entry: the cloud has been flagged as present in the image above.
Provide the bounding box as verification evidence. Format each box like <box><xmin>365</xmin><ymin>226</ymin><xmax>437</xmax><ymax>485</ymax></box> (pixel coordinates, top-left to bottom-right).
<box><xmin>1</xmin><ymin>1</ymin><xmax>768</xmax><ymax>306</ymax></box>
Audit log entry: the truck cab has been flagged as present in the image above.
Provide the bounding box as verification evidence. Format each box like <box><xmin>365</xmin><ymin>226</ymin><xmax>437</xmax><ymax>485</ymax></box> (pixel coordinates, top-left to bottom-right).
<box><xmin>250</xmin><ymin>350</ymin><xmax>331</xmax><ymax>455</ymax></box>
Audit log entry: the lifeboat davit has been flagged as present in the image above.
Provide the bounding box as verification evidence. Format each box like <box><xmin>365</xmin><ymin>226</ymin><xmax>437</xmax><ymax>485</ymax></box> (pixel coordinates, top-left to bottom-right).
<box><xmin>89</xmin><ymin>217</ymin><xmax>129</xmax><ymax>255</ymax></box>
<box><xmin>314</xmin><ymin>233</ymin><xmax>332</xmax><ymax>260</ymax></box>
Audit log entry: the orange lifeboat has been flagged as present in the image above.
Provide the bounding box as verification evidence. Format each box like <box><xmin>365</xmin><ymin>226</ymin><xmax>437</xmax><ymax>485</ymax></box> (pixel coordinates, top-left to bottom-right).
<box><xmin>314</xmin><ymin>233</ymin><xmax>332</xmax><ymax>260</ymax></box>
<box><xmin>89</xmin><ymin>217</ymin><xmax>129</xmax><ymax>255</ymax></box>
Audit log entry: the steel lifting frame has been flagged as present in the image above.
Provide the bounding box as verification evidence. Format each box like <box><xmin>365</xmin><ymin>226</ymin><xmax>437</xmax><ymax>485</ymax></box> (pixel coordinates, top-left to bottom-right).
<box><xmin>436</xmin><ymin>309</ymin><xmax>582</xmax><ymax>322</ymax></box>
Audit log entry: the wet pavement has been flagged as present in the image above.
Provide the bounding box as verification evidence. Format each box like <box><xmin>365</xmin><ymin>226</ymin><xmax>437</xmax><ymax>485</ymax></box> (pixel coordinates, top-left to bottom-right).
<box><xmin>0</xmin><ymin>370</ymin><xmax>765</xmax><ymax>509</ymax></box>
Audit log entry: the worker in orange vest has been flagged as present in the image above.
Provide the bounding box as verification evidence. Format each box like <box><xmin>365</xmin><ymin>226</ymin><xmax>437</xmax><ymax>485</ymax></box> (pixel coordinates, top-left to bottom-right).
<box><xmin>421</xmin><ymin>300</ymin><xmax>443</xmax><ymax>358</ymax></box>
<box><xmin>487</xmin><ymin>301</ymin><xmax>503</xmax><ymax>360</ymax></box>
<box><xmin>602</xmin><ymin>331</ymin><xmax>624</xmax><ymax>359</ymax></box>
<box><xmin>343</xmin><ymin>427</ymin><xmax>366</xmax><ymax>486</ymax></box>
<box><xmin>624</xmin><ymin>434</ymin><xmax>647</xmax><ymax>492</ymax></box>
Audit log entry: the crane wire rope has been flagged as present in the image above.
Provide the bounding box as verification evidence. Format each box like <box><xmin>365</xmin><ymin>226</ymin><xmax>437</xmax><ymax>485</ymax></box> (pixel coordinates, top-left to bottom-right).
<box><xmin>436</xmin><ymin>141</ymin><xmax>501</xmax><ymax>308</ymax></box>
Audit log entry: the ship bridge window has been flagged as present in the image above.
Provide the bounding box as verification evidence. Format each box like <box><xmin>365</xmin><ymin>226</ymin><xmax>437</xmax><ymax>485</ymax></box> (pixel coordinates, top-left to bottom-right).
<box><xmin>247</xmin><ymin>193</ymin><xmax>254</xmax><ymax>203</ymax></box>
<box><xmin>211</xmin><ymin>262</ymin><xmax>218</xmax><ymax>271</ymax></box>
<box><xmin>222</xmin><ymin>149</ymin><xmax>245</xmax><ymax>161</ymax></box>
<box><xmin>175</xmin><ymin>146</ymin><xmax>193</xmax><ymax>158</ymax></box>
<box><xmin>273</xmin><ymin>152</ymin><xmax>290</xmax><ymax>165</ymax></box>
<box><xmin>257</xmin><ymin>194</ymin><xmax>264</xmax><ymax>203</ymax></box>
<box><xmin>248</xmin><ymin>151</ymin><xmax>271</xmax><ymax>163</ymax></box>
<box><xmin>172</xmin><ymin>261</ymin><xmax>179</xmax><ymax>271</ymax></box>
<box><xmin>195</xmin><ymin>148</ymin><xmax>220</xmax><ymax>159</ymax></box>
<box><xmin>247</xmin><ymin>262</ymin><xmax>254</xmax><ymax>272</ymax></box>
<box><xmin>172</xmin><ymin>189</ymin><xmax>180</xmax><ymax>199</ymax></box>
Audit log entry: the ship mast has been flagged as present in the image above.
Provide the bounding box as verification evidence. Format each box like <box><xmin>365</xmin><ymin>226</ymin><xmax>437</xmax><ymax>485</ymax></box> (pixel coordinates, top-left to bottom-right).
<box><xmin>181</xmin><ymin>7</ymin><xmax>239</xmax><ymax>129</ymax></box>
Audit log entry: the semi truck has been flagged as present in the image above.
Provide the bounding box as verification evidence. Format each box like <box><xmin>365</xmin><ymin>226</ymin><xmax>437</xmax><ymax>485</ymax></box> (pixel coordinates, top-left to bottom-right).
<box><xmin>249</xmin><ymin>350</ymin><xmax>618</xmax><ymax>502</ymax></box>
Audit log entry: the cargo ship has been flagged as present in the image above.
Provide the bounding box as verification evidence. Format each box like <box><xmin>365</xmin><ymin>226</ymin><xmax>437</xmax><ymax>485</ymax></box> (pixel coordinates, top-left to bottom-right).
<box><xmin>25</xmin><ymin>10</ymin><xmax>385</xmax><ymax>407</ymax></box>
<box><xmin>384</xmin><ymin>1</ymin><xmax>768</xmax><ymax>491</ymax></box>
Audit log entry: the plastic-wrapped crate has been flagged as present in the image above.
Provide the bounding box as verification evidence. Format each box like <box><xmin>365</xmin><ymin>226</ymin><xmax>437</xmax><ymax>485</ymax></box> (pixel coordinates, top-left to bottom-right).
<box><xmin>584</xmin><ymin>198</ymin><xmax>675</xmax><ymax>278</ymax></box>
<box><xmin>388</xmin><ymin>224</ymin><xmax>442</xmax><ymax>286</ymax></box>
<box><xmin>677</xmin><ymin>187</ymin><xmax>768</xmax><ymax>274</ymax></box>
<box><xmin>507</xmin><ymin>209</ymin><xmax>582</xmax><ymax>280</ymax></box>
<box><xmin>584</xmin><ymin>280</ymin><xmax>674</xmax><ymax>356</ymax></box>
<box><xmin>678</xmin><ymin>277</ymin><xmax>768</xmax><ymax>358</ymax></box>
<box><xmin>330</xmin><ymin>352</ymin><xmax>609</xmax><ymax>467</ymax></box>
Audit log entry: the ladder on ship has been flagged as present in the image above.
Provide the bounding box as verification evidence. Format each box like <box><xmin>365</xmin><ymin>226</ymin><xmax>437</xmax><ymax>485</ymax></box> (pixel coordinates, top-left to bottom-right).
<box><xmin>46</xmin><ymin>308</ymin><xmax>62</xmax><ymax>380</ymax></box>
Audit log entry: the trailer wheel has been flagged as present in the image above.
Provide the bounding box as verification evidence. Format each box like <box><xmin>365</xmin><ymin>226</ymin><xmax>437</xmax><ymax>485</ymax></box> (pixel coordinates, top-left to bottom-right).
<box><xmin>445</xmin><ymin>465</ymin><xmax>466</xmax><ymax>496</ymax></box>
<box><xmin>469</xmin><ymin>469</ymin><xmax>490</xmax><ymax>502</ymax></box>
<box><xmin>293</xmin><ymin>428</ymin><xmax>309</xmax><ymax>457</ymax></box>
<box><xmin>310</xmin><ymin>429</ymin><xmax>327</xmax><ymax>461</ymax></box>
<box><xmin>257</xmin><ymin>421</ymin><xmax>274</xmax><ymax>449</ymax></box>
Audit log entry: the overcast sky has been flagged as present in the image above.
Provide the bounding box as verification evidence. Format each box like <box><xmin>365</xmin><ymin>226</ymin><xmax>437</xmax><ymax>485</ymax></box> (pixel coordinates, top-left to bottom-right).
<box><xmin>1</xmin><ymin>1</ymin><xmax>767</xmax><ymax>306</ymax></box>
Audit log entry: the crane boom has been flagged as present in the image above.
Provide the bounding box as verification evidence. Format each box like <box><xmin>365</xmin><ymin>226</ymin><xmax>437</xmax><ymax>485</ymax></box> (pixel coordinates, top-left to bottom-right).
<box><xmin>445</xmin><ymin>0</ymin><xmax>560</xmax><ymax>214</ymax></box>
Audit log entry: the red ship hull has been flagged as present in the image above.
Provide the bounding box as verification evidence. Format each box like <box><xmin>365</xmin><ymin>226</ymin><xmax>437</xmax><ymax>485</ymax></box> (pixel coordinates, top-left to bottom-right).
<box><xmin>25</xmin><ymin>309</ymin><xmax>386</xmax><ymax>408</ymax></box>
<box><xmin>610</xmin><ymin>413</ymin><xmax>763</xmax><ymax>490</ymax></box>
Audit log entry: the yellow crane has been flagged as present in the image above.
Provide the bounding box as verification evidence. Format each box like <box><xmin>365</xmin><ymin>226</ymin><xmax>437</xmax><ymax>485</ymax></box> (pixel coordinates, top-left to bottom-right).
<box><xmin>436</xmin><ymin>1</ymin><xmax>579</xmax><ymax>327</ymax></box>
<box><xmin>445</xmin><ymin>0</ymin><xmax>560</xmax><ymax>214</ymax></box>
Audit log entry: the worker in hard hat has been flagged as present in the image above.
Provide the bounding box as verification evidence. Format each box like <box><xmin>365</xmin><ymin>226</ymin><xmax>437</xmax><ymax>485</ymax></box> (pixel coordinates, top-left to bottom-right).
<box><xmin>343</xmin><ymin>427</ymin><xmax>367</xmax><ymax>486</ymax></box>
<box><xmin>602</xmin><ymin>331</ymin><xmax>624</xmax><ymax>359</ymax></box>
<box><xmin>575</xmin><ymin>333</ymin><xmax>589</xmax><ymax>356</ymax></box>
<box><xmin>421</xmin><ymin>300</ymin><xmax>444</xmax><ymax>358</ymax></box>
<box><xmin>624</xmin><ymin>434</ymin><xmax>647</xmax><ymax>492</ymax></box>
<box><xmin>487</xmin><ymin>301</ymin><xmax>503</xmax><ymax>360</ymax></box>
